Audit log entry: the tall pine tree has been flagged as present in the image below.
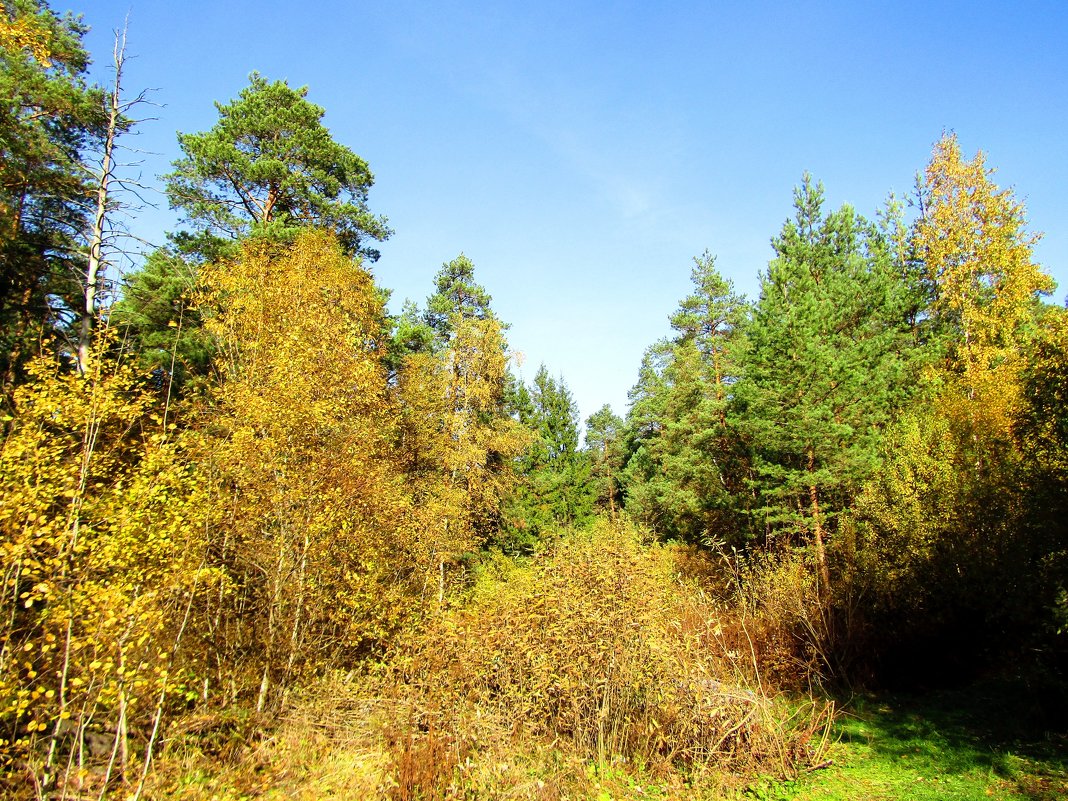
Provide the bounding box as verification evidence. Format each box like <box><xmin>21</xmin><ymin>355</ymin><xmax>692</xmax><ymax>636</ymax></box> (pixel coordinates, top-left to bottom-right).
<box><xmin>164</xmin><ymin>73</ymin><xmax>391</xmax><ymax>261</ymax></box>
<box><xmin>620</xmin><ymin>253</ymin><xmax>750</xmax><ymax>544</ymax></box>
<box><xmin>0</xmin><ymin>0</ymin><xmax>104</xmax><ymax>395</ymax></box>
<box><xmin>735</xmin><ymin>176</ymin><xmax>915</xmax><ymax>585</ymax></box>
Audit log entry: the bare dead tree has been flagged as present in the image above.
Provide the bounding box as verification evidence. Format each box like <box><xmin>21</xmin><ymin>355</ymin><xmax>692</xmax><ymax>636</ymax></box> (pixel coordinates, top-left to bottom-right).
<box><xmin>77</xmin><ymin>19</ymin><xmax>158</xmax><ymax>374</ymax></box>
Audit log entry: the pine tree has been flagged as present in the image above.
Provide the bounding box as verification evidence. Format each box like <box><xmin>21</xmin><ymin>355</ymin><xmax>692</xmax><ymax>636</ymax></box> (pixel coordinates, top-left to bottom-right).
<box><xmin>619</xmin><ymin>253</ymin><xmax>750</xmax><ymax>544</ymax></box>
<box><xmin>164</xmin><ymin>73</ymin><xmax>391</xmax><ymax>261</ymax></box>
<box><xmin>424</xmin><ymin>253</ymin><xmax>497</xmax><ymax>346</ymax></box>
<box><xmin>735</xmin><ymin>176</ymin><xmax>916</xmax><ymax>583</ymax></box>
<box><xmin>110</xmin><ymin>248</ymin><xmax>214</xmax><ymax>393</ymax></box>
<box><xmin>619</xmin><ymin>341</ymin><xmax>674</xmax><ymax>532</ymax></box>
<box><xmin>0</xmin><ymin>0</ymin><xmax>105</xmax><ymax>395</ymax></box>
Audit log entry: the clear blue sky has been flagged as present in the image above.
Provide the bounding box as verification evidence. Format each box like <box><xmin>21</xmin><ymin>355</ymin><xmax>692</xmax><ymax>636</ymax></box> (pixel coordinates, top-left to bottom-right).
<box><xmin>81</xmin><ymin>0</ymin><xmax>1068</xmax><ymax>425</ymax></box>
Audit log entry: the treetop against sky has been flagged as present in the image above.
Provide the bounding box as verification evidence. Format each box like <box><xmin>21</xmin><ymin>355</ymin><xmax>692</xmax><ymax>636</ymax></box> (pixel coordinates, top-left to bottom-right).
<box><xmin>82</xmin><ymin>0</ymin><xmax>1068</xmax><ymax>422</ymax></box>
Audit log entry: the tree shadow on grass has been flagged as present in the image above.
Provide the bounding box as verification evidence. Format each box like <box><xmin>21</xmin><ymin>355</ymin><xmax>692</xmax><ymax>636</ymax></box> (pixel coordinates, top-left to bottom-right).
<box><xmin>838</xmin><ymin>672</ymin><xmax>1068</xmax><ymax>800</ymax></box>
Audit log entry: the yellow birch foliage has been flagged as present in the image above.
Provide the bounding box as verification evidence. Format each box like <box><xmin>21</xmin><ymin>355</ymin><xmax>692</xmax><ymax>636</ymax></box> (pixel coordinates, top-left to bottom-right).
<box><xmin>846</xmin><ymin>138</ymin><xmax>1058</xmax><ymax>667</ymax></box>
<box><xmin>0</xmin><ymin>5</ymin><xmax>53</xmax><ymax>66</ymax></box>
<box><xmin>916</xmin><ymin>133</ymin><xmax>1054</xmax><ymax>438</ymax></box>
<box><xmin>0</xmin><ymin>340</ymin><xmax>209</xmax><ymax>787</ymax></box>
<box><xmin>1017</xmin><ymin>306</ymin><xmax>1068</xmax><ymax>483</ymax></box>
<box><xmin>198</xmin><ymin>231</ymin><xmax>421</xmax><ymax>709</ymax></box>
<box><xmin>388</xmin><ymin>520</ymin><xmax>833</xmax><ymax>780</ymax></box>
<box><xmin>396</xmin><ymin>315</ymin><xmax>529</xmax><ymax>594</ymax></box>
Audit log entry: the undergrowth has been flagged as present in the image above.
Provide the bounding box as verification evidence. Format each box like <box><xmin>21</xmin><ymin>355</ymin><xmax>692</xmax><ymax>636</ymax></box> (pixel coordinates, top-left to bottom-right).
<box><xmin>144</xmin><ymin>522</ymin><xmax>1068</xmax><ymax>800</ymax></box>
<box><xmin>145</xmin><ymin>519</ymin><xmax>835</xmax><ymax>799</ymax></box>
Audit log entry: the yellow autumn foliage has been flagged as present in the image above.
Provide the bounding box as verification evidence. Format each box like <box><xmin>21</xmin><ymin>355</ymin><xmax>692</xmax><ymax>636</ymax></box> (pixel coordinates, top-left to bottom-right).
<box><xmin>194</xmin><ymin>231</ymin><xmax>526</xmax><ymax>713</ymax></box>
<box><xmin>0</xmin><ymin>338</ymin><xmax>209</xmax><ymax>790</ymax></box>
<box><xmin>396</xmin><ymin>315</ymin><xmax>530</xmax><ymax>594</ymax></box>
<box><xmin>371</xmin><ymin>520</ymin><xmax>832</xmax><ymax>796</ymax></box>
<box><xmin>841</xmin><ymin>136</ymin><xmax>1060</xmax><ymax>674</ymax></box>
<box><xmin>916</xmin><ymin>132</ymin><xmax>1054</xmax><ymax>438</ymax></box>
<box><xmin>194</xmin><ymin>232</ymin><xmax>418</xmax><ymax>712</ymax></box>
<box><xmin>0</xmin><ymin>230</ymin><xmax>532</xmax><ymax>793</ymax></box>
<box><xmin>0</xmin><ymin>8</ymin><xmax>53</xmax><ymax>66</ymax></box>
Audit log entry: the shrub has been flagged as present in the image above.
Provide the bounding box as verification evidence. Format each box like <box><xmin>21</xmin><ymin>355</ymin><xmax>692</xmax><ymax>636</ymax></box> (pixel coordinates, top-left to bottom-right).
<box><xmin>378</xmin><ymin>519</ymin><xmax>834</xmax><ymax>796</ymax></box>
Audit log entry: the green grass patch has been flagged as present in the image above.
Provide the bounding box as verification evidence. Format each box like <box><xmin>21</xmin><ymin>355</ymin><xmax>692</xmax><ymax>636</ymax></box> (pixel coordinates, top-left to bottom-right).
<box><xmin>792</xmin><ymin>675</ymin><xmax>1068</xmax><ymax>800</ymax></box>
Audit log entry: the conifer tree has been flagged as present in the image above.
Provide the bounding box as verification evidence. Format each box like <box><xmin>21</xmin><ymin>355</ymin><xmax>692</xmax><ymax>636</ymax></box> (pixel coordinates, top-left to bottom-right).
<box><xmin>0</xmin><ymin>0</ymin><xmax>104</xmax><ymax>394</ymax></box>
<box><xmin>111</xmin><ymin>248</ymin><xmax>214</xmax><ymax>393</ymax></box>
<box><xmin>504</xmin><ymin>366</ymin><xmax>594</xmax><ymax>546</ymax></box>
<box><xmin>619</xmin><ymin>341</ymin><xmax>673</xmax><ymax>530</ymax></box>
<box><xmin>585</xmin><ymin>404</ymin><xmax>624</xmax><ymax>517</ymax></box>
<box><xmin>424</xmin><ymin>253</ymin><xmax>497</xmax><ymax>346</ymax></box>
<box><xmin>386</xmin><ymin>298</ymin><xmax>436</xmax><ymax>372</ymax></box>
<box><xmin>735</xmin><ymin>176</ymin><xmax>915</xmax><ymax>583</ymax></box>
<box><xmin>619</xmin><ymin>254</ymin><xmax>750</xmax><ymax>544</ymax></box>
<box><xmin>164</xmin><ymin>73</ymin><xmax>391</xmax><ymax>261</ymax></box>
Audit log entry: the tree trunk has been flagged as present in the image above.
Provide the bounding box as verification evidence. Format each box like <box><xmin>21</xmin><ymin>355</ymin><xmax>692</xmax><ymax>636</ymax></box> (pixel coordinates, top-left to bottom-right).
<box><xmin>807</xmin><ymin>448</ymin><xmax>831</xmax><ymax>592</ymax></box>
<box><xmin>78</xmin><ymin>27</ymin><xmax>127</xmax><ymax>374</ymax></box>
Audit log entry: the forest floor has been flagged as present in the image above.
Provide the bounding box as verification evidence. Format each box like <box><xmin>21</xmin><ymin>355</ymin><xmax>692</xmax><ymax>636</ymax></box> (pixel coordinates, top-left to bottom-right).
<box><xmin>785</xmin><ymin>674</ymin><xmax>1068</xmax><ymax>801</ymax></box>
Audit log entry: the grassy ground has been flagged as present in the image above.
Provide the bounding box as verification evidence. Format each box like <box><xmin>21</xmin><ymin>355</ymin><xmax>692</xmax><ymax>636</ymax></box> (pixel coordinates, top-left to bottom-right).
<box><xmin>784</xmin><ymin>674</ymin><xmax>1068</xmax><ymax>801</ymax></box>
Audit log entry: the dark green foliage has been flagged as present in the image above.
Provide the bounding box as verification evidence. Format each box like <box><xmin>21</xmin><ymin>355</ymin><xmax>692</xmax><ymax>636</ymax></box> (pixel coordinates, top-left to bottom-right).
<box><xmin>585</xmin><ymin>404</ymin><xmax>624</xmax><ymax>516</ymax></box>
<box><xmin>619</xmin><ymin>342</ymin><xmax>673</xmax><ymax>531</ymax></box>
<box><xmin>386</xmin><ymin>254</ymin><xmax>497</xmax><ymax>375</ymax></box>
<box><xmin>110</xmin><ymin>248</ymin><xmax>214</xmax><ymax>391</ymax></box>
<box><xmin>504</xmin><ymin>370</ymin><xmax>536</xmax><ymax>422</ymax></box>
<box><xmin>876</xmin><ymin>191</ymin><xmax>934</xmax><ymax>345</ymax></box>
<box><xmin>528</xmin><ymin>366</ymin><xmax>581</xmax><ymax>464</ymax></box>
<box><xmin>0</xmin><ymin>0</ymin><xmax>105</xmax><ymax>394</ymax></box>
<box><xmin>622</xmin><ymin>342</ymin><xmax>702</xmax><ymax>540</ymax></box>
<box><xmin>669</xmin><ymin>251</ymin><xmax>748</xmax><ymax>367</ymax></box>
<box><xmin>424</xmin><ymin>253</ymin><xmax>497</xmax><ymax>346</ymax></box>
<box><xmin>733</xmin><ymin>176</ymin><xmax>916</xmax><ymax>549</ymax></box>
<box><xmin>164</xmin><ymin>73</ymin><xmax>391</xmax><ymax>262</ymax></box>
<box><xmin>385</xmin><ymin>298</ymin><xmax>436</xmax><ymax>376</ymax></box>
<box><xmin>620</xmin><ymin>254</ymin><xmax>751</xmax><ymax>545</ymax></box>
<box><xmin>502</xmin><ymin>365</ymin><xmax>595</xmax><ymax>549</ymax></box>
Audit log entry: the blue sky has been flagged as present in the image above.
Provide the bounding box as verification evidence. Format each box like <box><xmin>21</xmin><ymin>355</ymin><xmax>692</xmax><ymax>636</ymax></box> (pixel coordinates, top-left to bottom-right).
<box><xmin>81</xmin><ymin>0</ymin><xmax>1068</xmax><ymax>425</ymax></box>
